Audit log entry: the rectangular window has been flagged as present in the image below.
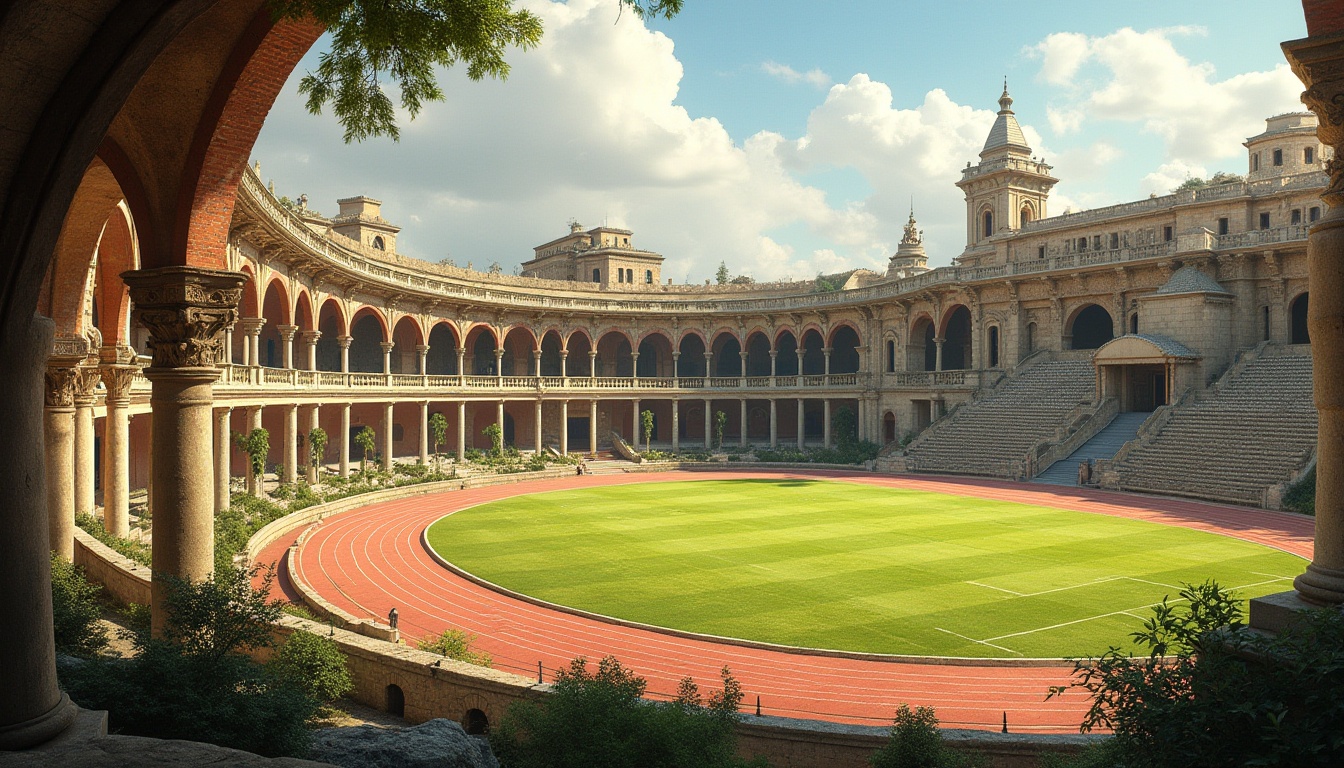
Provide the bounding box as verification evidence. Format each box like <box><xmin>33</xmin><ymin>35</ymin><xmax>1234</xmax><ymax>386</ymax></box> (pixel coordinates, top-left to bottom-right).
<box><xmin>1311</xmin><ymin>206</ymin><xmax>1321</xmax><ymax>222</ymax></box>
<box><xmin>1037</xmin><ymin>245</ymin><xmax>1045</xmax><ymax>259</ymax></box>
<box><xmin>1109</xmin><ymin>233</ymin><xmax>1119</xmax><ymax>249</ymax></box>
<box><xmin>1292</xmin><ymin>209</ymin><xmax>1302</xmax><ymax>225</ymax></box>
<box><xmin>1217</xmin><ymin>217</ymin><xmax>1229</xmax><ymax>235</ymax></box>
<box><xmin>1306</xmin><ymin>146</ymin><xmax>1315</xmax><ymax>164</ymax></box>
<box><xmin>1163</xmin><ymin>226</ymin><xmax>1173</xmax><ymax>242</ymax></box>
<box><xmin>1092</xmin><ymin>235</ymin><xmax>1101</xmax><ymax>251</ymax></box>
<box><xmin>1253</xmin><ymin>153</ymin><xmax>1260</xmax><ymax>172</ymax></box>
<box><xmin>886</xmin><ymin>340</ymin><xmax>896</xmax><ymax>373</ymax></box>
<box><xmin>1079</xmin><ymin>237</ymin><xmax>1088</xmax><ymax>251</ymax></box>
<box><xmin>1260</xmin><ymin>212</ymin><xmax>1271</xmax><ymax>230</ymax></box>
<box><xmin>1273</xmin><ymin>149</ymin><xmax>1283</xmax><ymax>166</ymax></box>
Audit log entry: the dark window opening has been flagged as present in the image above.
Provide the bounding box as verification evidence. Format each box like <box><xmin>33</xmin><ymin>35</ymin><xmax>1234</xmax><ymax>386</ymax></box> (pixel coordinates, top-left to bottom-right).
<box><xmin>885</xmin><ymin>339</ymin><xmax>896</xmax><ymax>373</ymax></box>
<box><xmin>463</xmin><ymin>709</ymin><xmax>489</xmax><ymax>735</ymax></box>
<box><xmin>1070</xmin><ymin>304</ymin><xmax>1114</xmax><ymax>350</ymax></box>
<box><xmin>1263</xmin><ymin>306</ymin><xmax>1271</xmax><ymax>341</ymax></box>
<box><xmin>1259</xmin><ymin>212</ymin><xmax>1271</xmax><ymax>230</ymax></box>
<box><xmin>386</xmin><ymin>685</ymin><xmax>405</xmax><ymax>717</ymax></box>
<box><xmin>1311</xmin><ymin>206</ymin><xmax>1321</xmax><ymax>222</ymax></box>
<box><xmin>1163</xmin><ymin>226</ymin><xmax>1173</xmax><ymax>242</ymax></box>
<box><xmin>1252</xmin><ymin>153</ymin><xmax>1260</xmax><ymax>172</ymax></box>
<box><xmin>1130</xmin><ymin>313</ymin><xmax>1139</xmax><ymax>334</ymax></box>
<box><xmin>982</xmin><ymin>210</ymin><xmax>994</xmax><ymax>239</ymax></box>
<box><xmin>644</xmin><ymin>270</ymin><xmax>653</xmax><ymax>284</ymax></box>
<box><xmin>1306</xmin><ymin>146</ymin><xmax>1315</xmax><ymax>164</ymax></box>
<box><xmin>1020</xmin><ymin>207</ymin><xmax>1031</xmax><ymax>228</ymax></box>
<box><xmin>1273</xmin><ymin>148</ymin><xmax>1283</xmax><ymax>166</ymax></box>
<box><xmin>1291</xmin><ymin>293</ymin><xmax>1310</xmax><ymax>344</ymax></box>
<box><xmin>1217</xmin><ymin>217</ymin><xmax>1229</xmax><ymax>235</ymax></box>
<box><xmin>1292</xmin><ymin>209</ymin><xmax>1302</xmax><ymax>225</ymax></box>
<box><xmin>592</xmin><ymin>268</ymin><xmax>601</xmax><ymax>282</ymax></box>
<box><xmin>988</xmin><ymin>326</ymin><xmax>1000</xmax><ymax>368</ymax></box>
<box><xmin>1109</xmin><ymin>233</ymin><xmax>1119</xmax><ymax>249</ymax></box>
<box><xmin>1037</xmin><ymin>245</ymin><xmax>1045</xmax><ymax>259</ymax></box>
<box><xmin>372</xmin><ymin>235</ymin><xmax>385</xmax><ymax>251</ymax></box>
<box><xmin>1078</xmin><ymin>237</ymin><xmax>1088</xmax><ymax>251</ymax></box>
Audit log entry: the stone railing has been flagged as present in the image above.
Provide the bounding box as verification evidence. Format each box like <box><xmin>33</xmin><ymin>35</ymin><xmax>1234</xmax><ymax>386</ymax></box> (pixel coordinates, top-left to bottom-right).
<box><xmin>1026</xmin><ymin>398</ymin><xmax>1119</xmax><ymax>478</ymax></box>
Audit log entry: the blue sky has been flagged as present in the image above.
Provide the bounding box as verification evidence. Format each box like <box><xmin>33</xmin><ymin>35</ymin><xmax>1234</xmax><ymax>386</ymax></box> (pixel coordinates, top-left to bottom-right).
<box><xmin>253</xmin><ymin>0</ymin><xmax>1309</xmax><ymax>282</ymax></box>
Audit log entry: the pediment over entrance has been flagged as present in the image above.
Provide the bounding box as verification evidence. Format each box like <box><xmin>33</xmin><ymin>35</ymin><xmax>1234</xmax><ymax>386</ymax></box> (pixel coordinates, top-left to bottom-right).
<box><xmin>1093</xmin><ymin>334</ymin><xmax>1200</xmax><ymax>366</ymax></box>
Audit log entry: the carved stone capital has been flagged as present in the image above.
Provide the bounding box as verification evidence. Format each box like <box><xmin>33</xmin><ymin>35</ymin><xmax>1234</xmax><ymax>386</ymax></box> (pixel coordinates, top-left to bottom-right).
<box><xmin>239</xmin><ymin>317</ymin><xmax>267</xmax><ymax>336</ymax></box>
<box><xmin>1285</xmin><ymin>32</ymin><xmax>1344</xmax><ymax>204</ymax></box>
<box><xmin>276</xmin><ymin>324</ymin><xmax>299</xmax><ymax>341</ymax></box>
<box><xmin>337</xmin><ymin>334</ymin><xmax>353</xmax><ymax>349</ymax></box>
<box><xmin>51</xmin><ymin>334</ymin><xmax>90</xmax><ymax>360</ymax></box>
<box><xmin>301</xmin><ymin>330</ymin><xmax>322</xmax><ymax>345</ymax></box>
<box><xmin>73</xmin><ymin>366</ymin><xmax>102</xmax><ymax>406</ymax></box>
<box><xmin>44</xmin><ymin>362</ymin><xmax>81</xmax><ymax>409</ymax></box>
<box><xmin>99</xmin><ymin>364</ymin><xmax>139</xmax><ymax>404</ymax></box>
<box><xmin>121</xmin><ymin>266</ymin><xmax>247</xmax><ymax>370</ymax></box>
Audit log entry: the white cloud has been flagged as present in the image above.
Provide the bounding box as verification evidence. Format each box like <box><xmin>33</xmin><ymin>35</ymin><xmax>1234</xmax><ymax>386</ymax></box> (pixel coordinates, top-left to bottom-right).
<box><xmin>761</xmin><ymin>60</ymin><xmax>832</xmax><ymax>89</ymax></box>
<box><xmin>1026</xmin><ymin>27</ymin><xmax>1301</xmax><ymax>166</ymax></box>
<box><xmin>1139</xmin><ymin>159</ymin><xmax>1208</xmax><ymax>197</ymax></box>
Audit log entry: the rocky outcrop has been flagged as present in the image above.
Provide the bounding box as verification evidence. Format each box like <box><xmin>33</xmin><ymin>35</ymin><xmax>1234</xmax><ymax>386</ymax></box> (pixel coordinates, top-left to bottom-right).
<box><xmin>308</xmin><ymin>719</ymin><xmax>498</xmax><ymax>768</ymax></box>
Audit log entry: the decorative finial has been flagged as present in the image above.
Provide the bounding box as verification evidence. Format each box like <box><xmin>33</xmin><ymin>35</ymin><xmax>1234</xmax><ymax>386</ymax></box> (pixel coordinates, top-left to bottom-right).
<box><xmin>901</xmin><ymin>205</ymin><xmax>922</xmax><ymax>246</ymax></box>
<box><xmin>998</xmin><ymin>78</ymin><xmax>1014</xmax><ymax>113</ymax></box>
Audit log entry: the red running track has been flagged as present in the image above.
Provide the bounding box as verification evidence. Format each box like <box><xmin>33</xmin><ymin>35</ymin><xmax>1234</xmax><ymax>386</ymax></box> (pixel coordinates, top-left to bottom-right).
<box><xmin>253</xmin><ymin>470</ymin><xmax>1314</xmax><ymax>733</ymax></box>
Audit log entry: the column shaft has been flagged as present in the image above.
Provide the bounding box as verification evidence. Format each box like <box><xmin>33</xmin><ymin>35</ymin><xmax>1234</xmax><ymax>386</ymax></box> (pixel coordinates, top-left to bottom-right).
<box><xmin>534</xmin><ymin>400</ymin><xmax>543</xmax><ymax>453</ymax></box>
<box><xmin>824</xmin><ymin>399</ymin><xmax>832</xmax><ymax>448</ymax></box>
<box><xmin>739</xmin><ymin>398</ymin><xmax>748</xmax><ymax>447</ymax></box>
<box><xmin>382</xmin><ymin>402</ymin><xmax>394</xmax><ymax>471</ymax></box>
<box><xmin>304</xmin><ymin>404</ymin><xmax>321</xmax><ymax>483</ymax></box>
<box><xmin>769</xmin><ymin>399</ymin><xmax>778</xmax><ymax>448</ymax></box>
<box><xmin>671</xmin><ymin>400</ymin><xmax>680</xmax><ymax>453</ymax></box>
<box><xmin>101</xmin><ymin>369</ymin><xmax>134</xmax><ymax>538</ymax></box>
<box><xmin>704</xmin><ymin>399</ymin><xmax>712</xmax><ymax>450</ymax></box>
<box><xmin>797</xmin><ymin>399</ymin><xmax>805</xmax><ymax>449</ymax></box>
<box><xmin>44</xmin><ymin>402</ymin><xmax>75</xmax><ymax>561</ymax></box>
<box><xmin>419</xmin><ymin>401</ymin><xmax>430</xmax><ymax>464</ymax></box>
<box><xmin>456</xmin><ymin>401</ymin><xmax>466</xmax><ymax>461</ymax></box>
<box><xmin>283</xmin><ymin>404</ymin><xmax>298</xmax><ymax>484</ymax></box>
<box><xmin>340</xmin><ymin>403</ymin><xmax>351</xmax><ymax>478</ymax></box>
<box><xmin>589</xmin><ymin>400</ymin><xmax>598</xmax><ymax>454</ymax></box>
<box><xmin>215</xmin><ymin>408</ymin><xmax>231</xmax><ymax>513</ymax></box>
<box><xmin>72</xmin><ymin>371</ymin><xmax>98</xmax><ymax>516</ymax></box>
<box><xmin>560</xmin><ymin>401</ymin><xmax>569</xmax><ymax>455</ymax></box>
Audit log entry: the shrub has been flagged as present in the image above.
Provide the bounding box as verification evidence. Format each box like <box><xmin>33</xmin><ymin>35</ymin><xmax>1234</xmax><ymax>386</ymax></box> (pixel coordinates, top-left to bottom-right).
<box><xmin>483</xmin><ymin>422</ymin><xmax>503</xmax><ymax>456</ymax></box>
<box><xmin>75</xmin><ymin>512</ymin><xmax>151</xmax><ymax>567</ymax></box>
<box><xmin>50</xmin><ymin>553</ymin><xmax>108</xmax><ymax>658</ymax></box>
<box><xmin>869</xmin><ymin>704</ymin><xmax>984</xmax><ymax>768</ymax></box>
<box><xmin>60</xmin><ymin>563</ymin><xmax>318</xmax><ymax>758</ymax></box>
<box><xmin>416</xmin><ymin>628</ymin><xmax>492</xmax><ymax>667</ymax></box>
<box><xmin>490</xmin><ymin>656</ymin><xmax>767</xmax><ymax>768</ymax></box>
<box><xmin>1047</xmin><ymin>580</ymin><xmax>1344</xmax><ymax>767</ymax></box>
<box><xmin>269</xmin><ymin>630</ymin><xmax>352</xmax><ymax>704</ymax></box>
<box><xmin>1282</xmin><ymin>465</ymin><xmax>1315</xmax><ymax>515</ymax></box>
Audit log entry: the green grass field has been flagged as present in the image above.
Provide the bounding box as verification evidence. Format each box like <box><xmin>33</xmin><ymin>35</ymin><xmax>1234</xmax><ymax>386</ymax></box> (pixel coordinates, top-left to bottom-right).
<box><xmin>425</xmin><ymin>479</ymin><xmax>1305</xmax><ymax>658</ymax></box>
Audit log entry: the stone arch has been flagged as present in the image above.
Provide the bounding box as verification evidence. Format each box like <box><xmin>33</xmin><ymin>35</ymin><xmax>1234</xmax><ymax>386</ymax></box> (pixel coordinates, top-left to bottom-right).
<box><xmin>940</xmin><ymin>305</ymin><xmax>972</xmax><ymax>370</ymax></box>
<box><xmin>882</xmin><ymin>330</ymin><xmax>899</xmax><ymax>374</ymax></box>
<box><xmin>94</xmin><ymin>203</ymin><xmax>140</xmax><ymax>348</ymax></box>
<box><xmin>710</xmin><ymin>330</ymin><xmax>743</xmax><ymax>377</ymax></box>
<box><xmin>314</xmin><ymin>298</ymin><xmax>347</xmax><ymax>372</ymax></box>
<box><xmin>1291</xmin><ymin>291</ymin><xmax>1310</xmax><ymax>344</ymax></box>
<box><xmin>827</xmin><ymin>320</ymin><xmax>862</xmax><ymax>349</ymax></box>
<box><xmin>677</xmin><ymin>332</ymin><xmax>707</xmax><ymax>378</ymax></box>
<box><xmin>465</xmin><ymin>325</ymin><xmax>499</xmax><ymax>375</ymax></box>
<box><xmin>501</xmin><ymin>326</ymin><xmax>538</xmax><ymax>376</ymax></box>
<box><xmin>539</xmin><ymin>329</ymin><xmax>564</xmax><ymax>376</ymax></box>
<box><xmin>259</xmin><ymin>277</ymin><xmax>292</xmax><ymax>367</ymax></box>
<box><xmin>386</xmin><ymin>684</ymin><xmax>405</xmax><ymax>718</ymax></box>
<box><xmin>390</xmin><ymin>315</ymin><xmax>424</xmax><ymax>374</ymax></box>
<box><xmin>293</xmin><ymin>289</ymin><xmax>315</xmax><ymax>332</ymax></box>
<box><xmin>565</xmin><ymin>329</ymin><xmax>593</xmax><ymax>377</ymax></box>
<box><xmin>426</xmin><ymin>321</ymin><xmax>461</xmax><ymax>376</ymax></box>
<box><xmin>979</xmin><ymin>204</ymin><xmax>995</xmax><ymax>240</ymax></box>
<box><xmin>39</xmin><ymin>157</ymin><xmax>127</xmax><ymax>338</ymax></box>
<box><xmin>774</xmin><ymin>329</ymin><xmax>799</xmax><ymax>377</ymax></box>
<box><xmin>596</xmin><ymin>330</ymin><xmax>633</xmax><ymax>377</ymax></box>
<box><xmin>1067</xmin><ymin>303</ymin><xmax>1114</xmax><ymax>350</ymax></box>
<box><xmin>744</xmin><ymin>330</ymin><xmax>772</xmax><ymax>376</ymax></box>
<box><xmin>637</xmin><ymin>331</ymin><xmax>674</xmax><ymax>378</ymax></box>
<box><xmin>799</xmin><ymin>328</ymin><xmax>825</xmax><ymax>375</ymax></box>
<box><xmin>883</xmin><ymin>411</ymin><xmax>897</xmax><ymax>444</ymax></box>
<box><xmin>909</xmin><ymin>314</ymin><xmax>936</xmax><ymax>371</ymax></box>
<box><xmin>348</xmin><ymin>306</ymin><xmax>389</xmax><ymax>373</ymax></box>
<box><xmin>1019</xmin><ymin>201</ymin><xmax>1035</xmax><ymax>229</ymax></box>
<box><xmin>463</xmin><ymin>708</ymin><xmax>490</xmax><ymax>736</ymax></box>
<box><xmin>829</xmin><ymin>325</ymin><xmax>861</xmax><ymax>374</ymax></box>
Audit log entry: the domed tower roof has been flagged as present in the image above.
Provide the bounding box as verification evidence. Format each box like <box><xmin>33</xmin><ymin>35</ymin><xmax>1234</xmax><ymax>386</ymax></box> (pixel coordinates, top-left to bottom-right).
<box><xmin>980</xmin><ymin>80</ymin><xmax>1032</xmax><ymax>158</ymax></box>
<box><xmin>887</xmin><ymin>205</ymin><xmax>928</xmax><ymax>278</ymax></box>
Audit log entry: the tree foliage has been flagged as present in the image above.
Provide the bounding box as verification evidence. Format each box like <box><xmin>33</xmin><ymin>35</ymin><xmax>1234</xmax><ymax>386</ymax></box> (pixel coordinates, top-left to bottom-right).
<box><xmin>272</xmin><ymin>0</ymin><xmax>684</xmax><ymax>143</ymax></box>
<box><xmin>416</xmin><ymin>627</ymin><xmax>492</xmax><ymax>667</ymax></box>
<box><xmin>354</xmin><ymin>425</ymin><xmax>377</xmax><ymax>471</ymax></box>
<box><xmin>483</xmin><ymin>421</ymin><xmax>504</xmax><ymax>456</ymax></box>
<box><xmin>490</xmin><ymin>656</ymin><xmax>765</xmax><ymax>768</ymax></box>
<box><xmin>429</xmin><ymin>411</ymin><xmax>449</xmax><ymax>470</ymax></box>
<box><xmin>308</xmin><ymin>426</ymin><xmax>328</xmax><ymax>470</ymax></box>
<box><xmin>715</xmin><ymin>261</ymin><xmax>730</xmax><ymax>285</ymax></box>
<box><xmin>50</xmin><ymin>553</ymin><xmax>108</xmax><ymax>658</ymax></box>
<box><xmin>234</xmin><ymin>428</ymin><xmax>271</xmax><ymax>489</ymax></box>
<box><xmin>270</xmin><ymin>629</ymin><xmax>353</xmax><ymax>704</ymax></box>
<box><xmin>640</xmin><ymin>409</ymin><xmax>654</xmax><ymax>448</ymax></box>
<box><xmin>869</xmin><ymin>704</ymin><xmax>985</xmax><ymax>768</ymax></box>
<box><xmin>832</xmin><ymin>406</ymin><xmax>858</xmax><ymax>446</ymax></box>
<box><xmin>1048</xmin><ymin>580</ymin><xmax>1344</xmax><ymax>767</ymax></box>
<box><xmin>713</xmin><ymin>410</ymin><xmax>727</xmax><ymax>449</ymax></box>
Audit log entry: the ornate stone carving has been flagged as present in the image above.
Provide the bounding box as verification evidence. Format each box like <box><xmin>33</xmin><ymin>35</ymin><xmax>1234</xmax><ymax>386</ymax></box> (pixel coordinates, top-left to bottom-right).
<box><xmin>51</xmin><ymin>334</ymin><xmax>90</xmax><ymax>359</ymax></box>
<box><xmin>1286</xmin><ymin>33</ymin><xmax>1344</xmax><ymax>205</ymax></box>
<box><xmin>99</xmin><ymin>365</ymin><xmax>139</xmax><ymax>403</ymax></box>
<box><xmin>44</xmin><ymin>364</ymin><xmax>80</xmax><ymax>408</ymax></box>
<box><xmin>121</xmin><ymin>266</ymin><xmax>247</xmax><ymax>370</ymax></box>
<box><xmin>73</xmin><ymin>366</ymin><xmax>102</xmax><ymax>405</ymax></box>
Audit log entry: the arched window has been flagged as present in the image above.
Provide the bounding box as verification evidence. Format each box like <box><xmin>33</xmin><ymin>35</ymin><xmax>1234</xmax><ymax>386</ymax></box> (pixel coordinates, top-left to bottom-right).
<box><xmin>987</xmin><ymin>326</ymin><xmax>1000</xmax><ymax>368</ymax></box>
<box><xmin>386</xmin><ymin>684</ymin><xmax>405</xmax><ymax>717</ymax></box>
<box><xmin>1026</xmin><ymin>322</ymin><xmax>1036</xmax><ymax>352</ymax></box>
<box><xmin>592</xmin><ymin>268</ymin><xmax>601</xmax><ymax>282</ymax></box>
<box><xmin>1019</xmin><ymin>207</ymin><xmax>1032</xmax><ymax>228</ymax></box>
<box><xmin>372</xmin><ymin>235</ymin><xmax>385</xmax><ymax>251</ymax></box>
<box><xmin>1291</xmin><ymin>293</ymin><xmax>1310</xmax><ymax>344</ymax></box>
<box><xmin>885</xmin><ymin>339</ymin><xmax>896</xmax><ymax>373</ymax></box>
<box><xmin>982</xmin><ymin>210</ymin><xmax>994</xmax><ymax>239</ymax></box>
<box><xmin>1130</xmin><ymin>313</ymin><xmax>1139</xmax><ymax>334</ymax></box>
<box><xmin>644</xmin><ymin>269</ymin><xmax>653</xmax><ymax>284</ymax></box>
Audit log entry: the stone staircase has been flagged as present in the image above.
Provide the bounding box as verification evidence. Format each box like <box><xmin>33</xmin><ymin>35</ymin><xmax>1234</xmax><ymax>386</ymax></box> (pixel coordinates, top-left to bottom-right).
<box><xmin>1032</xmin><ymin>412</ymin><xmax>1150</xmax><ymax>486</ymax></box>
<box><xmin>1102</xmin><ymin>346</ymin><xmax>1316</xmax><ymax>506</ymax></box>
<box><xmin>897</xmin><ymin>356</ymin><xmax>1097</xmax><ymax>478</ymax></box>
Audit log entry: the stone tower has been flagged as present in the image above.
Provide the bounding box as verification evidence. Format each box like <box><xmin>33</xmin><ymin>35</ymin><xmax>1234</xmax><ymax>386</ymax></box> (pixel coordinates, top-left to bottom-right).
<box><xmin>955</xmin><ymin>83</ymin><xmax>1058</xmax><ymax>256</ymax></box>
<box><xmin>887</xmin><ymin>207</ymin><xmax>929</xmax><ymax>278</ymax></box>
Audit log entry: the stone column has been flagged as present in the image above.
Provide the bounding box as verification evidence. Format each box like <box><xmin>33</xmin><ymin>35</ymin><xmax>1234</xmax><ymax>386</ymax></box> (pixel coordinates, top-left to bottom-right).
<box><xmin>339</xmin><ymin>334</ymin><xmax>353</xmax><ymax>374</ymax></box>
<box><xmin>304</xmin><ymin>404</ymin><xmax>321</xmax><ymax>483</ymax></box>
<box><xmin>72</xmin><ymin>365</ymin><xmax>100</xmax><ymax>517</ymax></box>
<box><xmin>671</xmin><ymin>400</ymin><xmax>680</xmax><ymax>453</ymax></box>
<box><xmin>797</xmin><ymin>398</ymin><xmax>805</xmax><ymax>449</ymax></box>
<box><xmin>632</xmin><ymin>399</ymin><xmax>640</xmax><ymax>450</ymax></box>
<box><xmin>302</xmin><ymin>330</ymin><xmax>321</xmax><ymax>370</ymax></box>
<box><xmin>739</xmin><ymin>398</ymin><xmax>748</xmax><ymax>447</ymax></box>
<box><xmin>534</xmin><ymin>399</ymin><xmax>543</xmax><ymax>453</ymax></box>
<box><xmin>456</xmin><ymin>401</ymin><xmax>466</xmax><ymax>461</ymax></box>
<box><xmin>560</xmin><ymin>400</ymin><xmax>569</xmax><ymax>455</ymax></box>
<box><xmin>671</xmin><ymin>351</ymin><xmax>680</xmax><ymax>382</ymax></box>
<box><xmin>630</xmin><ymin>351</ymin><xmax>640</xmax><ymax>381</ymax></box>
<box><xmin>704</xmin><ymin>398</ymin><xmax>712</xmax><ymax>450</ymax></box>
<box><xmin>703</xmin><ymin>352</ymin><xmax>713</xmax><ymax>384</ymax></box>
<box><xmin>239</xmin><ymin>317</ymin><xmax>265</xmax><ymax>369</ymax></box>
<box><xmin>589</xmin><ymin>350</ymin><xmax>598</xmax><ymax>380</ymax></box>
<box><xmin>796</xmin><ymin>350</ymin><xmax>805</xmax><ymax>385</ymax></box>
<box><xmin>381</xmin><ymin>341</ymin><xmax>395</xmax><ymax>376</ymax></box>
<box><xmin>495</xmin><ymin>400</ymin><xmax>506</xmax><ymax>450</ymax></box>
<box><xmin>215</xmin><ymin>407</ymin><xmax>231</xmax><ymax>513</ymax></box>
<box><xmin>224</xmin><ymin>328</ymin><xmax>234</xmax><ymax>365</ymax></box>
<box><xmin>122</xmin><ymin>266</ymin><xmax>245</xmax><ymax>637</ymax></box>
<box><xmin>823</xmin><ymin>347</ymin><xmax>832</xmax><ymax>376</ymax></box>
<box><xmin>823</xmin><ymin>399</ymin><xmax>833</xmax><ymax>448</ymax></box>
<box><xmin>417</xmin><ymin>344</ymin><xmax>430</xmax><ymax>376</ymax></box>
<box><xmin>277</xmin><ymin>324</ymin><xmax>298</xmax><ymax>369</ymax></box>
<box><xmin>560</xmin><ymin>350</ymin><xmax>569</xmax><ymax>379</ymax></box>
<box><xmin>282</xmin><ymin>404</ymin><xmax>298</xmax><ymax>484</ymax></box>
<box><xmin>934</xmin><ymin>337</ymin><xmax>945</xmax><ymax>372</ymax></box>
<box><xmin>419</xmin><ymin>401</ymin><xmax>430</xmax><ymax>464</ymax></box>
<box><xmin>0</xmin><ymin>316</ymin><xmax>80</xmax><ymax>749</ymax></box>
<box><xmin>533</xmin><ymin>350</ymin><xmax>542</xmax><ymax>378</ymax></box>
<box><xmin>99</xmin><ymin>359</ymin><xmax>137</xmax><ymax>538</ymax></box>
<box><xmin>589</xmin><ymin>400</ymin><xmax>598</xmax><ymax>454</ymax></box>
<box><xmin>769</xmin><ymin>350</ymin><xmax>778</xmax><ymax>386</ymax></box>
<box><xmin>44</xmin><ymin>351</ymin><xmax>82</xmax><ymax>561</ymax></box>
<box><xmin>494</xmin><ymin>349</ymin><xmax>504</xmax><ymax>383</ymax></box>
<box><xmin>382</xmin><ymin>402</ymin><xmax>394</xmax><ymax>471</ymax></box>
<box><xmin>456</xmin><ymin>348</ymin><xmax>466</xmax><ymax>385</ymax></box>
<box><xmin>1283</xmin><ymin>34</ymin><xmax>1344</xmax><ymax>607</ymax></box>
<box><xmin>769</xmin><ymin>399</ymin><xmax>778</xmax><ymax>448</ymax></box>
<box><xmin>339</xmin><ymin>403</ymin><xmax>352</xmax><ymax>478</ymax></box>
<box><xmin>245</xmin><ymin>406</ymin><xmax>263</xmax><ymax>495</ymax></box>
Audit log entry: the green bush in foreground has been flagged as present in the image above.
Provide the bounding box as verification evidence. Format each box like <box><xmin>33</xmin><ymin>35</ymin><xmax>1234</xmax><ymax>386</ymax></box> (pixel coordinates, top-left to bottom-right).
<box><xmin>50</xmin><ymin>553</ymin><xmax>108</xmax><ymax>658</ymax></box>
<box><xmin>416</xmin><ymin>628</ymin><xmax>493</xmax><ymax>667</ymax></box>
<box><xmin>869</xmin><ymin>704</ymin><xmax>984</xmax><ymax>768</ymax></box>
<box><xmin>60</xmin><ymin>564</ymin><xmax>322</xmax><ymax>758</ymax></box>
<box><xmin>1281</xmin><ymin>465</ymin><xmax>1315</xmax><ymax>515</ymax></box>
<box><xmin>1047</xmin><ymin>580</ymin><xmax>1344</xmax><ymax>767</ymax></box>
<box><xmin>270</xmin><ymin>629</ymin><xmax>353</xmax><ymax>704</ymax></box>
<box><xmin>491</xmin><ymin>656</ymin><xmax>768</xmax><ymax>768</ymax></box>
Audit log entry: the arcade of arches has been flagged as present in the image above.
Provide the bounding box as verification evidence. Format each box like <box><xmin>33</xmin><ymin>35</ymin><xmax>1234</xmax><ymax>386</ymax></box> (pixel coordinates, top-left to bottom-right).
<box><xmin>3</xmin><ymin>0</ymin><xmax>1344</xmax><ymax>755</ymax></box>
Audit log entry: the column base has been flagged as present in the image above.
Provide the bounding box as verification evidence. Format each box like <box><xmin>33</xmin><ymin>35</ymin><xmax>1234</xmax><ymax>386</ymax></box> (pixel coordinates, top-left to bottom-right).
<box><xmin>0</xmin><ymin>693</ymin><xmax>79</xmax><ymax>750</ymax></box>
<box><xmin>1248</xmin><ymin>589</ymin><xmax>1337</xmax><ymax>635</ymax></box>
<box><xmin>1293</xmin><ymin>563</ymin><xmax>1344</xmax><ymax>606</ymax></box>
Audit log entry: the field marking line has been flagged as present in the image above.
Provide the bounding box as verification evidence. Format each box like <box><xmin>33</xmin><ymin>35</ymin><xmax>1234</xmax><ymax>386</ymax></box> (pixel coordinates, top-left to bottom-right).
<box><xmin>1251</xmin><ymin>571</ymin><xmax>1296</xmax><ymax>581</ymax></box>
<box><xmin>935</xmin><ymin>627</ymin><xmax>1023</xmax><ymax>656</ymax></box>
<box><xmin>1120</xmin><ymin>576</ymin><xmax>1181</xmax><ymax>590</ymax></box>
<box><xmin>965</xmin><ymin>581</ymin><xmax>1025</xmax><ymax>596</ymax></box>
<box><xmin>965</xmin><ymin>575</ymin><xmax>1121</xmax><ymax>599</ymax></box>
